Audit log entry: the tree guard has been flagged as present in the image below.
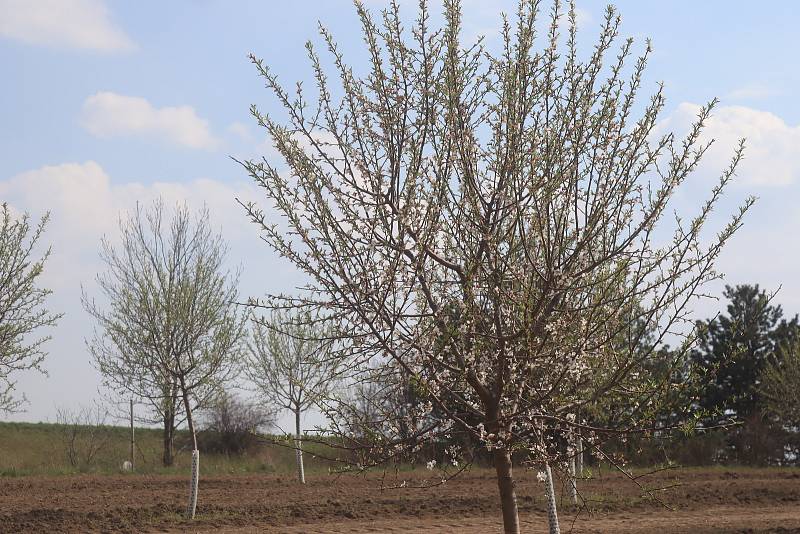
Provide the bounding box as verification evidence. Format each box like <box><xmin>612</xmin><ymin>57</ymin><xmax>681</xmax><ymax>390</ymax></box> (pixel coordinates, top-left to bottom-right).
<box><xmin>575</xmin><ymin>436</ymin><xmax>584</xmax><ymax>478</ymax></box>
<box><xmin>186</xmin><ymin>449</ymin><xmax>199</xmax><ymax>519</ymax></box>
<box><xmin>295</xmin><ymin>437</ymin><xmax>305</xmax><ymax>484</ymax></box>
<box><xmin>568</xmin><ymin>455</ymin><xmax>578</xmax><ymax>506</ymax></box>
<box><xmin>545</xmin><ymin>463</ymin><xmax>560</xmax><ymax>534</ymax></box>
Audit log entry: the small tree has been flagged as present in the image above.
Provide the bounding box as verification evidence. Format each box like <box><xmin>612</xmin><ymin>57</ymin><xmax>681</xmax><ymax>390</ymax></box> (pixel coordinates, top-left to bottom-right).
<box><xmin>240</xmin><ymin>1</ymin><xmax>752</xmax><ymax>531</ymax></box>
<box><xmin>84</xmin><ymin>200</ymin><xmax>245</xmax><ymax>519</ymax></box>
<box><xmin>0</xmin><ymin>204</ymin><xmax>61</xmax><ymax>413</ymax></box>
<box><xmin>245</xmin><ymin>310</ymin><xmax>338</xmax><ymax>483</ymax></box>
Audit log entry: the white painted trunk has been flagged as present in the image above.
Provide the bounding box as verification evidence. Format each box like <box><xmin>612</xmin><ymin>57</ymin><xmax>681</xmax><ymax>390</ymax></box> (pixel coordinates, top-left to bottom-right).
<box><xmin>568</xmin><ymin>455</ymin><xmax>578</xmax><ymax>506</ymax></box>
<box><xmin>185</xmin><ymin>449</ymin><xmax>199</xmax><ymax>519</ymax></box>
<box><xmin>295</xmin><ymin>409</ymin><xmax>305</xmax><ymax>484</ymax></box>
<box><xmin>295</xmin><ymin>439</ymin><xmax>305</xmax><ymax>484</ymax></box>
<box><xmin>575</xmin><ymin>435</ymin><xmax>584</xmax><ymax>477</ymax></box>
<box><xmin>545</xmin><ymin>463</ymin><xmax>560</xmax><ymax>534</ymax></box>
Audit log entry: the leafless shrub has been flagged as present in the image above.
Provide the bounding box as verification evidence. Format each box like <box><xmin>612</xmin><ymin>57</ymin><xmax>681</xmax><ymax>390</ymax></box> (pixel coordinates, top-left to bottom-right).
<box><xmin>55</xmin><ymin>404</ymin><xmax>111</xmax><ymax>469</ymax></box>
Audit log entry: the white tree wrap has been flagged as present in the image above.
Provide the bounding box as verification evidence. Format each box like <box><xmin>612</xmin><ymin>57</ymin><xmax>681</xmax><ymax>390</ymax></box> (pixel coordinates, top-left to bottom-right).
<box><xmin>568</xmin><ymin>455</ymin><xmax>578</xmax><ymax>506</ymax></box>
<box><xmin>545</xmin><ymin>463</ymin><xmax>561</xmax><ymax>534</ymax></box>
<box><xmin>295</xmin><ymin>437</ymin><xmax>305</xmax><ymax>484</ymax></box>
<box><xmin>185</xmin><ymin>449</ymin><xmax>199</xmax><ymax>519</ymax></box>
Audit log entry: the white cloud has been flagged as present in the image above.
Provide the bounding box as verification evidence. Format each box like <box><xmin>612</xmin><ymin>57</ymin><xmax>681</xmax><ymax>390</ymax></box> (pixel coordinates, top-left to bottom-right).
<box><xmin>0</xmin><ymin>161</ymin><xmax>293</xmax><ymax>423</ymax></box>
<box><xmin>2</xmin><ymin>161</ymin><xmax>114</xmax><ymax>239</ymax></box>
<box><xmin>0</xmin><ymin>161</ymin><xmax>259</xmax><ymax>258</ymax></box>
<box><xmin>81</xmin><ymin>92</ymin><xmax>220</xmax><ymax>150</ymax></box>
<box><xmin>0</xmin><ymin>0</ymin><xmax>134</xmax><ymax>52</ymax></box>
<box><xmin>0</xmin><ymin>162</ymin><xmax>251</xmax><ymax>301</ymax></box>
<box><xmin>650</xmin><ymin>104</ymin><xmax>800</xmax><ymax>324</ymax></box>
<box><xmin>656</xmin><ymin>103</ymin><xmax>800</xmax><ymax>187</ymax></box>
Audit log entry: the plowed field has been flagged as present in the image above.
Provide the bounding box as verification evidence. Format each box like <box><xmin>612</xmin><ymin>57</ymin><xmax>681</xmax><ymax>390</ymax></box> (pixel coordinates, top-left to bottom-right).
<box><xmin>1</xmin><ymin>467</ymin><xmax>798</xmax><ymax>532</ymax></box>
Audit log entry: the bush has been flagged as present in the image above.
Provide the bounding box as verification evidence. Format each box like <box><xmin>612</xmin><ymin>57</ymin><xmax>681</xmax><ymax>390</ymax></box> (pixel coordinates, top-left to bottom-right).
<box><xmin>597</xmin><ymin>429</ymin><xmax>728</xmax><ymax>467</ymax></box>
<box><xmin>600</xmin><ymin>419</ymin><xmax>792</xmax><ymax>467</ymax></box>
<box><xmin>727</xmin><ymin>414</ymin><xmax>787</xmax><ymax>466</ymax></box>
<box><xmin>198</xmin><ymin>392</ymin><xmax>274</xmax><ymax>456</ymax></box>
<box><xmin>55</xmin><ymin>404</ymin><xmax>112</xmax><ymax>470</ymax></box>
<box><xmin>669</xmin><ymin>431</ymin><xmax>728</xmax><ymax>466</ymax></box>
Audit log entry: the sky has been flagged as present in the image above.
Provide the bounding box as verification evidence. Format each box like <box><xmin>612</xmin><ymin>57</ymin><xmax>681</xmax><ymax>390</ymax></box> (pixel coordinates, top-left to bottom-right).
<box><xmin>1</xmin><ymin>0</ymin><xmax>799</xmax><ymax>430</ymax></box>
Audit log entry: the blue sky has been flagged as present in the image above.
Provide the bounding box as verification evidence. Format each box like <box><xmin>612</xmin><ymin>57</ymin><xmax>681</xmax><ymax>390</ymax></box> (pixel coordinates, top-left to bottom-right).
<box><xmin>1</xmin><ymin>0</ymin><xmax>798</xmax><ymax>427</ymax></box>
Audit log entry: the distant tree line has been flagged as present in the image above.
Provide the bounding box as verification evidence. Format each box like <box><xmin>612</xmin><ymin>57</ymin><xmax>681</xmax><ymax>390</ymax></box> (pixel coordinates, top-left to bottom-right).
<box><xmin>610</xmin><ymin>283</ymin><xmax>800</xmax><ymax>467</ymax></box>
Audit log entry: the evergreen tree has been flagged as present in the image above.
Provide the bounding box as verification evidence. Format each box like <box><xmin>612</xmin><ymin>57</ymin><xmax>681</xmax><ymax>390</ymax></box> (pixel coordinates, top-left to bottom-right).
<box><xmin>692</xmin><ymin>284</ymin><xmax>799</xmax><ymax>425</ymax></box>
<box><xmin>760</xmin><ymin>340</ymin><xmax>800</xmax><ymax>430</ymax></box>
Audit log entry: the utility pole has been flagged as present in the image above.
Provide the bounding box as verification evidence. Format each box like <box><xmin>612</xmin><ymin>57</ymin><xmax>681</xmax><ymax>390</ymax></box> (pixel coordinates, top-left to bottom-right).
<box><xmin>130</xmin><ymin>398</ymin><xmax>135</xmax><ymax>471</ymax></box>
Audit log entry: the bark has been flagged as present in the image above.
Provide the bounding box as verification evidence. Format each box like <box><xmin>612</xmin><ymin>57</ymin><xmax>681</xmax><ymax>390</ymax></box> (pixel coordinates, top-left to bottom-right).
<box><xmin>162</xmin><ymin>411</ymin><xmax>175</xmax><ymax>467</ymax></box>
<box><xmin>295</xmin><ymin>408</ymin><xmax>305</xmax><ymax>484</ymax></box>
<box><xmin>162</xmin><ymin>386</ymin><xmax>177</xmax><ymax>467</ymax></box>
<box><xmin>575</xmin><ymin>435</ymin><xmax>584</xmax><ymax>477</ymax></box>
<box><xmin>129</xmin><ymin>399</ymin><xmax>135</xmax><ymax>471</ymax></box>
<box><xmin>493</xmin><ymin>448</ymin><xmax>520</xmax><ymax>534</ymax></box>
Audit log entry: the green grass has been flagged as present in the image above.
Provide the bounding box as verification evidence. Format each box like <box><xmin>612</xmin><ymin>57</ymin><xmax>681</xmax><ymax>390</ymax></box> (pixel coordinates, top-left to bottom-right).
<box><xmin>0</xmin><ymin>421</ymin><xmax>340</xmax><ymax>476</ymax></box>
<box><xmin>7</xmin><ymin>421</ymin><xmax>782</xmax><ymax>479</ymax></box>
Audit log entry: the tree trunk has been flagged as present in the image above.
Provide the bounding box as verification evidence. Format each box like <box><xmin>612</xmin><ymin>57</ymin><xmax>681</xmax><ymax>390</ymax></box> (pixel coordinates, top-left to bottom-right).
<box><xmin>295</xmin><ymin>408</ymin><xmax>305</xmax><ymax>484</ymax></box>
<box><xmin>493</xmin><ymin>448</ymin><xmax>520</xmax><ymax>534</ymax></box>
<box><xmin>180</xmin><ymin>388</ymin><xmax>199</xmax><ymax>519</ymax></box>
<box><xmin>162</xmin><ymin>411</ymin><xmax>175</xmax><ymax>467</ymax></box>
<box><xmin>575</xmin><ymin>435</ymin><xmax>584</xmax><ymax>476</ymax></box>
<box><xmin>130</xmin><ymin>399</ymin><xmax>135</xmax><ymax>471</ymax></box>
<box><xmin>544</xmin><ymin>462</ymin><xmax>561</xmax><ymax>534</ymax></box>
<box><xmin>162</xmin><ymin>388</ymin><xmax>177</xmax><ymax>467</ymax></box>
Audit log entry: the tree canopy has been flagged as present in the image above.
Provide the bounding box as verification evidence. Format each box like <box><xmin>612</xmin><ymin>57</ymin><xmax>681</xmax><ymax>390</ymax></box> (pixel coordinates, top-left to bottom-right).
<box><xmin>0</xmin><ymin>203</ymin><xmax>61</xmax><ymax>413</ymax></box>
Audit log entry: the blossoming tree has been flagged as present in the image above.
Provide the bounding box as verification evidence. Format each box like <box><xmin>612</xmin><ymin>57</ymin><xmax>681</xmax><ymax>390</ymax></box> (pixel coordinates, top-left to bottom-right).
<box><xmin>239</xmin><ymin>1</ymin><xmax>752</xmax><ymax>531</ymax></box>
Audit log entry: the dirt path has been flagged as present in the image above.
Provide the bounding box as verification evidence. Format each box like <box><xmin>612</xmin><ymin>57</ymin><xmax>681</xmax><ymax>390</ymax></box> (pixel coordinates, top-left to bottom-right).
<box><xmin>1</xmin><ymin>467</ymin><xmax>798</xmax><ymax>532</ymax></box>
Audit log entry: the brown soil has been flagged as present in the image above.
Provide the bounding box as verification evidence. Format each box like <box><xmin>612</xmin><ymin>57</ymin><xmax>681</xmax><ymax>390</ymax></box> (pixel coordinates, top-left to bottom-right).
<box><xmin>0</xmin><ymin>467</ymin><xmax>798</xmax><ymax>533</ymax></box>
